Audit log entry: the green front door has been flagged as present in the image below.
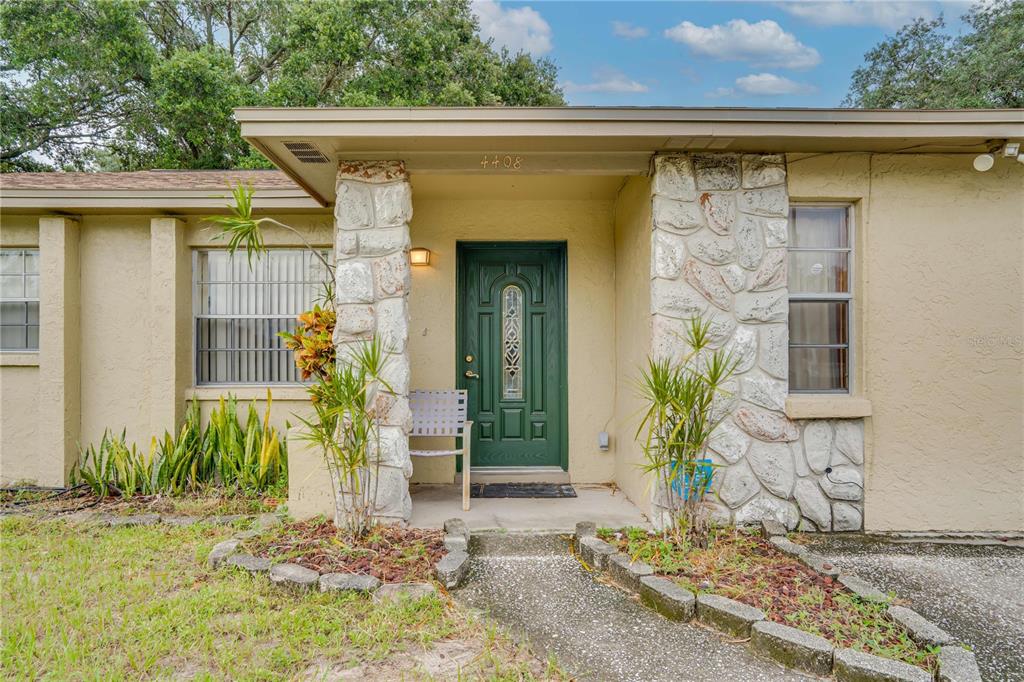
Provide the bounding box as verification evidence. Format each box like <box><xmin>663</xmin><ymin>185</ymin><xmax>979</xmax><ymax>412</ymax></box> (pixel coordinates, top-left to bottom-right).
<box><xmin>457</xmin><ymin>243</ymin><xmax>567</xmax><ymax>469</ymax></box>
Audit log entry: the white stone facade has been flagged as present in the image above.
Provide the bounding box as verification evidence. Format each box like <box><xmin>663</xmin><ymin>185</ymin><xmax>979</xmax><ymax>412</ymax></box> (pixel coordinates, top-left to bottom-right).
<box><xmin>649</xmin><ymin>154</ymin><xmax>864</xmax><ymax>531</ymax></box>
<box><xmin>333</xmin><ymin>160</ymin><xmax>413</xmax><ymax>523</ymax></box>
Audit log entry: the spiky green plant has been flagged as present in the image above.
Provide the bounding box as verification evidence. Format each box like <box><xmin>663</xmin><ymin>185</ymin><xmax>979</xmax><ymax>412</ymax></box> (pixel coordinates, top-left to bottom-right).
<box><xmin>636</xmin><ymin>316</ymin><xmax>738</xmax><ymax>546</ymax></box>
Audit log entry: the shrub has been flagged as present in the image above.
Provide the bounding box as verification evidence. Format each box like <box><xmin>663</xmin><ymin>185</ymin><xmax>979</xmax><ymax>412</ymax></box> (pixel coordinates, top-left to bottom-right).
<box><xmin>71</xmin><ymin>391</ymin><xmax>287</xmax><ymax>498</ymax></box>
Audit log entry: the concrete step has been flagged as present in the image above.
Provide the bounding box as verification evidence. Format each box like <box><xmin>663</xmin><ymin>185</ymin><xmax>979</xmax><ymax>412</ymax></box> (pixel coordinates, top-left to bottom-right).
<box><xmin>468</xmin><ymin>531</ymin><xmax>569</xmax><ymax>556</ymax></box>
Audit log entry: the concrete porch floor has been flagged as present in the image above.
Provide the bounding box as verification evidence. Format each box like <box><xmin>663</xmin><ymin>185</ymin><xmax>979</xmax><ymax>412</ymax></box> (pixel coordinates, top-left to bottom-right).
<box><xmin>408</xmin><ymin>483</ymin><xmax>649</xmax><ymax>531</ymax></box>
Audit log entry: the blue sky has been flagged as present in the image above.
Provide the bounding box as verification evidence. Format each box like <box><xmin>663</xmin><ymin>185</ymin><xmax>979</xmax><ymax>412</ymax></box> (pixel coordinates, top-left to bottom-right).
<box><xmin>472</xmin><ymin>1</ymin><xmax>975</xmax><ymax>107</ymax></box>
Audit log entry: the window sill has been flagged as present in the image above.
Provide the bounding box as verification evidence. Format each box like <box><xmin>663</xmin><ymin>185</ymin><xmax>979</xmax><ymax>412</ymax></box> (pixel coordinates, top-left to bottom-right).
<box><xmin>186</xmin><ymin>386</ymin><xmax>312</xmax><ymax>402</ymax></box>
<box><xmin>0</xmin><ymin>352</ymin><xmax>40</xmax><ymax>367</ymax></box>
<box><xmin>785</xmin><ymin>395</ymin><xmax>872</xmax><ymax>420</ymax></box>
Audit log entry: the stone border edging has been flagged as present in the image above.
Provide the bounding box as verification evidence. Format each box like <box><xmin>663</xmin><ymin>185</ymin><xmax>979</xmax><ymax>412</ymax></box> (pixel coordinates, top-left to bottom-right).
<box><xmin>204</xmin><ymin>515</ymin><xmax>472</xmax><ymax>597</ymax></box>
<box><xmin>573</xmin><ymin>521</ymin><xmax>982</xmax><ymax>682</ymax></box>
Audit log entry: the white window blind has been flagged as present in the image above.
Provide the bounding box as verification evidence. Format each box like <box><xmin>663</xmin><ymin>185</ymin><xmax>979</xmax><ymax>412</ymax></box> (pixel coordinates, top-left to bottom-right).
<box><xmin>788</xmin><ymin>206</ymin><xmax>853</xmax><ymax>393</ymax></box>
<box><xmin>0</xmin><ymin>248</ymin><xmax>40</xmax><ymax>351</ymax></box>
<box><xmin>193</xmin><ymin>249</ymin><xmax>329</xmax><ymax>385</ymax></box>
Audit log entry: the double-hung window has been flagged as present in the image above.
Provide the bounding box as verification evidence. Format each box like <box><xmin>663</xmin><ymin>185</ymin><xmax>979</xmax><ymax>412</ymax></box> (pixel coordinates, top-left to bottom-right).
<box><xmin>788</xmin><ymin>205</ymin><xmax>853</xmax><ymax>393</ymax></box>
<box><xmin>194</xmin><ymin>248</ymin><xmax>329</xmax><ymax>385</ymax></box>
<box><xmin>0</xmin><ymin>248</ymin><xmax>40</xmax><ymax>351</ymax></box>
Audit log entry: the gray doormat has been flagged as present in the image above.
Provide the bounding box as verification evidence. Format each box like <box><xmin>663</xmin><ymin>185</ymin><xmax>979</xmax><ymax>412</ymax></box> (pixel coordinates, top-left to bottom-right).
<box><xmin>470</xmin><ymin>483</ymin><xmax>577</xmax><ymax>499</ymax></box>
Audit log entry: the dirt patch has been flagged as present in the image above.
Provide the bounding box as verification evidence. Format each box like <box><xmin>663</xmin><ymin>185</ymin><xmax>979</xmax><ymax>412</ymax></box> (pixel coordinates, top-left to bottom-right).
<box><xmin>244</xmin><ymin>518</ymin><xmax>445</xmax><ymax>584</ymax></box>
<box><xmin>600</xmin><ymin>526</ymin><xmax>935</xmax><ymax>672</ymax></box>
<box><xmin>0</xmin><ymin>487</ymin><xmax>280</xmax><ymax>518</ymax></box>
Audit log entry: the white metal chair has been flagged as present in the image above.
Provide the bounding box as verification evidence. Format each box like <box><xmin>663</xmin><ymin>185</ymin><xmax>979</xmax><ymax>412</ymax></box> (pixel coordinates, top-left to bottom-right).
<box><xmin>409</xmin><ymin>390</ymin><xmax>473</xmax><ymax>511</ymax></box>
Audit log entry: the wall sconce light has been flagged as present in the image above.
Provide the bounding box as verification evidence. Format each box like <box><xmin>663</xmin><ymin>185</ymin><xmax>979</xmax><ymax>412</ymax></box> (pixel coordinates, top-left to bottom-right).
<box><xmin>410</xmin><ymin>247</ymin><xmax>431</xmax><ymax>266</ymax></box>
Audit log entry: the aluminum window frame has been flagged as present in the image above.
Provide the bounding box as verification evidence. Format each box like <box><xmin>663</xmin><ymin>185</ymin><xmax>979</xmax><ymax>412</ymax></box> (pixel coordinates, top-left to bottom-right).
<box><xmin>0</xmin><ymin>247</ymin><xmax>40</xmax><ymax>353</ymax></box>
<box><xmin>787</xmin><ymin>203</ymin><xmax>855</xmax><ymax>395</ymax></box>
<box><xmin>191</xmin><ymin>247</ymin><xmax>330</xmax><ymax>387</ymax></box>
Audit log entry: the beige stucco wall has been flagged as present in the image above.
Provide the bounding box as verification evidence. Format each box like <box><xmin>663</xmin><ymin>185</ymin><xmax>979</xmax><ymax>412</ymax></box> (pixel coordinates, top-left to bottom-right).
<box><xmin>407</xmin><ymin>175</ymin><xmax>620</xmax><ymax>484</ymax></box>
<box><xmin>612</xmin><ymin>176</ymin><xmax>653</xmax><ymax>512</ymax></box>
<box><xmin>0</xmin><ymin>211</ymin><xmax>332</xmax><ymax>486</ymax></box>
<box><xmin>788</xmin><ymin>153</ymin><xmax>1024</xmax><ymax>532</ymax></box>
<box><xmin>0</xmin><ymin>215</ymin><xmax>41</xmax><ymax>484</ymax></box>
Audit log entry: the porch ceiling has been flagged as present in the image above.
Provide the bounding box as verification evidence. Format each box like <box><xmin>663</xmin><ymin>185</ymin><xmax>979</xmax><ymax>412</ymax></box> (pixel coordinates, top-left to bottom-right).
<box><xmin>235</xmin><ymin>106</ymin><xmax>1024</xmax><ymax>207</ymax></box>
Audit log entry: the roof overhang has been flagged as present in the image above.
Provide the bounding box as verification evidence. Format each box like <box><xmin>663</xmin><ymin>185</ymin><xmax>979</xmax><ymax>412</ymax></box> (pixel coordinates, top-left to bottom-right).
<box><xmin>0</xmin><ymin>187</ymin><xmax>323</xmax><ymax>213</ymax></box>
<box><xmin>236</xmin><ymin>106</ymin><xmax>1024</xmax><ymax>207</ymax></box>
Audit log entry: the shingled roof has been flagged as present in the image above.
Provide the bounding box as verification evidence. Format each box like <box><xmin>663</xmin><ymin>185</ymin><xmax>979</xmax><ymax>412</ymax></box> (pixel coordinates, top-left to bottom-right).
<box><xmin>0</xmin><ymin>169</ymin><xmax>301</xmax><ymax>191</ymax></box>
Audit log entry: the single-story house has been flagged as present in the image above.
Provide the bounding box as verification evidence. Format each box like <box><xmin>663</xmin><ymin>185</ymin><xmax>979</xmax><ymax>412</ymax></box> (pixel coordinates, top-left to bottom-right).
<box><xmin>1</xmin><ymin>107</ymin><xmax>1021</xmax><ymax>533</ymax></box>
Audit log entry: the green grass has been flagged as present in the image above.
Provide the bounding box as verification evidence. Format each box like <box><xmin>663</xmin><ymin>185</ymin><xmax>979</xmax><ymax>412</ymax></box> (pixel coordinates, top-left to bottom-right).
<box><xmin>1</xmin><ymin>516</ymin><xmax>559</xmax><ymax>680</ymax></box>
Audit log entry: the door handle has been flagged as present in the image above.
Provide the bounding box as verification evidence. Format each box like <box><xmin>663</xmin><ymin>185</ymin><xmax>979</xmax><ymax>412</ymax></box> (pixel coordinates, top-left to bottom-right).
<box><xmin>464</xmin><ymin>370</ymin><xmax>480</xmax><ymax>379</ymax></box>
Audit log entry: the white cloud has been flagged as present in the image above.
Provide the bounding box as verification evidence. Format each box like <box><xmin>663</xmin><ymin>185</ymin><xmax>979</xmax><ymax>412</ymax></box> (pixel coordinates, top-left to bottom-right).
<box><xmin>664</xmin><ymin>19</ymin><xmax>821</xmax><ymax>70</ymax></box>
<box><xmin>562</xmin><ymin>68</ymin><xmax>649</xmax><ymax>94</ymax></box>
<box><xmin>612</xmin><ymin>21</ymin><xmax>648</xmax><ymax>39</ymax></box>
<box><xmin>707</xmin><ymin>73</ymin><xmax>817</xmax><ymax>98</ymax></box>
<box><xmin>778</xmin><ymin>1</ymin><xmax>936</xmax><ymax>30</ymax></box>
<box><xmin>472</xmin><ymin>0</ymin><xmax>552</xmax><ymax>56</ymax></box>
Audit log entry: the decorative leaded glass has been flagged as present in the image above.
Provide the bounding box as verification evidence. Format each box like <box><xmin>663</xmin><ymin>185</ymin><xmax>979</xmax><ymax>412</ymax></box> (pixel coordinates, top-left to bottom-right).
<box><xmin>501</xmin><ymin>285</ymin><xmax>523</xmax><ymax>400</ymax></box>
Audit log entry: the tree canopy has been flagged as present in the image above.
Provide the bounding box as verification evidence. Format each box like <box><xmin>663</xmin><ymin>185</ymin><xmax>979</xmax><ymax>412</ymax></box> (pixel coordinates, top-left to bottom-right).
<box><xmin>844</xmin><ymin>0</ymin><xmax>1024</xmax><ymax>109</ymax></box>
<box><xmin>1</xmin><ymin>0</ymin><xmax>564</xmax><ymax>171</ymax></box>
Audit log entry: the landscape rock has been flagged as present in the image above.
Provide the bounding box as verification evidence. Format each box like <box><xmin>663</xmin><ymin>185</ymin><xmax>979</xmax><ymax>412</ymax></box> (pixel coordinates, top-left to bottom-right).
<box><xmin>578</xmin><ymin>536</ymin><xmax>618</xmax><ymax>570</ymax></box>
<box><xmin>696</xmin><ymin>593</ymin><xmax>765</xmax><ymax>637</ymax></box>
<box><xmin>833</xmin><ymin>647</ymin><xmax>932</xmax><ymax>682</ymax></box>
<box><xmin>607</xmin><ymin>553</ymin><xmax>654</xmax><ymax>592</ymax></box>
<box><xmin>319</xmin><ymin>573</ymin><xmax>381</xmax><ymax>593</ymax></box>
<box><xmin>255</xmin><ymin>513</ymin><xmax>283</xmax><ymax>530</ymax></box>
<box><xmin>800</xmin><ymin>552</ymin><xmax>840</xmax><ymax>578</ymax></box>
<box><xmin>638</xmin><ymin>575</ymin><xmax>696</xmax><ymax>621</ymax></box>
<box><xmin>373</xmin><ymin>582</ymin><xmax>437</xmax><ymax>602</ymax></box>
<box><xmin>225</xmin><ymin>553</ymin><xmax>271</xmax><ymax>573</ymax></box>
<box><xmin>887</xmin><ymin>606</ymin><xmax>954</xmax><ymax>647</ymax></box>
<box><xmin>162</xmin><ymin>515</ymin><xmax>200</xmax><ymax>527</ymax></box>
<box><xmin>435</xmin><ymin>550</ymin><xmax>470</xmax><ymax>588</ymax></box>
<box><xmin>838</xmin><ymin>574</ymin><xmax>888</xmax><ymax>603</ymax></box>
<box><xmin>760</xmin><ymin>519</ymin><xmax>787</xmax><ymax>539</ymax></box>
<box><xmin>270</xmin><ymin>563</ymin><xmax>320</xmax><ymax>591</ymax></box>
<box><xmin>937</xmin><ymin>645</ymin><xmax>982</xmax><ymax>682</ymax></box>
<box><xmin>751</xmin><ymin>620</ymin><xmax>834</xmax><ymax>677</ymax></box>
<box><xmin>769</xmin><ymin>536</ymin><xmax>807</xmax><ymax>558</ymax></box>
<box><xmin>207</xmin><ymin>539</ymin><xmax>241</xmax><ymax>568</ymax></box>
<box><xmin>443</xmin><ymin>534</ymin><xmax>468</xmax><ymax>553</ymax></box>
<box><xmin>443</xmin><ymin>517</ymin><xmax>470</xmax><ymax>543</ymax></box>
<box><xmin>107</xmin><ymin>514</ymin><xmax>160</xmax><ymax>527</ymax></box>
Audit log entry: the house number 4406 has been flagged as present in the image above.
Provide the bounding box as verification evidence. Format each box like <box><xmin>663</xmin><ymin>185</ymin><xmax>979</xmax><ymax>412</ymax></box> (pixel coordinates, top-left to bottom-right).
<box><xmin>480</xmin><ymin>154</ymin><xmax>523</xmax><ymax>170</ymax></box>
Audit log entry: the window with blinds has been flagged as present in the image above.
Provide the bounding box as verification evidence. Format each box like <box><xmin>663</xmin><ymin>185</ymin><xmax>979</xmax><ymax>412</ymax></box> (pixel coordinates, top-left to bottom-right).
<box><xmin>0</xmin><ymin>248</ymin><xmax>40</xmax><ymax>351</ymax></box>
<box><xmin>787</xmin><ymin>205</ymin><xmax>853</xmax><ymax>393</ymax></box>
<box><xmin>193</xmin><ymin>249</ymin><xmax>329</xmax><ymax>385</ymax></box>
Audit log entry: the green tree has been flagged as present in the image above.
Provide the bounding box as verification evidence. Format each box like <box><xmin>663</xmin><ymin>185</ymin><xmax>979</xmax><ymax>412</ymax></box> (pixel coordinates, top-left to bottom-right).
<box><xmin>845</xmin><ymin>0</ymin><xmax>1024</xmax><ymax>109</ymax></box>
<box><xmin>1</xmin><ymin>0</ymin><xmax>564</xmax><ymax>171</ymax></box>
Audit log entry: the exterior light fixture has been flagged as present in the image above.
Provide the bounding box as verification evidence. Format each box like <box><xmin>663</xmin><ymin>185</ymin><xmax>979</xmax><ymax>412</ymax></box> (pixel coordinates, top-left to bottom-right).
<box><xmin>1003</xmin><ymin>142</ymin><xmax>1020</xmax><ymax>157</ymax></box>
<box><xmin>973</xmin><ymin>154</ymin><xmax>995</xmax><ymax>172</ymax></box>
<box><xmin>410</xmin><ymin>247</ymin><xmax>431</xmax><ymax>266</ymax></box>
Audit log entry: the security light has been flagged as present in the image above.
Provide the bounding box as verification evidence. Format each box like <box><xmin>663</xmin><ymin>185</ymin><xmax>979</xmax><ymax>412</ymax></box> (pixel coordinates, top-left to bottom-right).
<box><xmin>973</xmin><ymin>154</ymin><xmax>995</xmax><ymax>172</ymax></box>
<box><xmin>1003</xmin><ymin>142</ymin><xmax>1020</xmax><ymax>157</ymax></box>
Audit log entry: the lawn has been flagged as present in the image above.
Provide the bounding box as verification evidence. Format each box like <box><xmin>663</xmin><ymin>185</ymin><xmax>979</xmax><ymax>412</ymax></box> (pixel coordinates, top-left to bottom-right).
<box><xmin>599</xmin><ymin>526</ymin><xmax>936</xmax><ymax>673</ymax></box>
<box><xmin>1</xmin><ymin>515</ymin><xmax>559</xmax><ymax>680</ymax></box>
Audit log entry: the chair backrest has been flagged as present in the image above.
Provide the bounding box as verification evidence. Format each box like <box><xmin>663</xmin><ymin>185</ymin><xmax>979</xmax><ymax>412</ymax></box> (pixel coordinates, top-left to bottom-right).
<box><xmin>409</xmin><ymin>390</ymin><xmax>468</xmax><ymax>437</ymax></box>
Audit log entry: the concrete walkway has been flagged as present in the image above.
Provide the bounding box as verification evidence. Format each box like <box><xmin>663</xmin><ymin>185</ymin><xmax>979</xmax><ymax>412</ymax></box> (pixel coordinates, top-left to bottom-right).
<box><xmin>809</xmin><ymin>535</ymin><xmax>1024</xmax><ymax>682</ymax></box>
<box><xmin>408</xmin><ymin>483</ymin><xmax>649</xmax><ymax>531</ymax></box>
<box><xmin>455</xmin><ymin>533</ymin><xmax>809</xmax><ymax>682</ymax></box>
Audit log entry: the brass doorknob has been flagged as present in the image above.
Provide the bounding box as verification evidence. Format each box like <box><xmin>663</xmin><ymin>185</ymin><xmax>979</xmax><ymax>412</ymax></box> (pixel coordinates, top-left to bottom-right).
<box><xmin>464</xmin><ymin>370</ymin><xmax>480</xmax><ymax>379</ymax></box>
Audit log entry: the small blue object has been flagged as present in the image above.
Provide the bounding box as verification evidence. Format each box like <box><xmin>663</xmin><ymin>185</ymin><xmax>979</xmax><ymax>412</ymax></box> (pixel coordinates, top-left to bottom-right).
<box><xmin>670</xmin><ymin>459</ymin><xmax>714</xmax><ymax>500</ymax></box>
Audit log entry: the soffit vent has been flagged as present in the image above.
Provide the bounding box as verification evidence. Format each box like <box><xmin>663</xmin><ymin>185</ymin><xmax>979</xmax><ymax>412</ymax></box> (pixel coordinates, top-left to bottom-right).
<box><xmin>282</xmin><ymin>141</ymin><xmax>331</xmax><ymax>164</ymax></box>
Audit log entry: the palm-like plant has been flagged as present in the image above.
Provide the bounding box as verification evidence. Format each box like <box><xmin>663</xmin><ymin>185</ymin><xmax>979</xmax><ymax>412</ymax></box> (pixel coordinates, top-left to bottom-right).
<box><xmin>636</xmin><ymin>316</ymin><xmax>737</xmax><ymax>547</ymax></box>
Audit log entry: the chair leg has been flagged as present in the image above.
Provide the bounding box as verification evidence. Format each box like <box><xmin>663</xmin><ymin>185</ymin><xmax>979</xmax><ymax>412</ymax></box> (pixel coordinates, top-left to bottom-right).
<box><xmin>462</xmin><ymin>422</ymin><xmax>472</xmax><ymax>512</ymax></box>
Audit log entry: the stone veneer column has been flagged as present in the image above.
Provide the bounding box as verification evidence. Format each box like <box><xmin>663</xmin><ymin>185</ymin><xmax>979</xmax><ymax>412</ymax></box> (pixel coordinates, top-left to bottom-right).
<box><xmin>649</xmin><ymin>154</ymin><xmax>864</xmax><ymax>531</ymax></box>
<box><xmin>333</xmin><ymin>161</ymin><xmax>414</xmax><ymax>523</ymax></box>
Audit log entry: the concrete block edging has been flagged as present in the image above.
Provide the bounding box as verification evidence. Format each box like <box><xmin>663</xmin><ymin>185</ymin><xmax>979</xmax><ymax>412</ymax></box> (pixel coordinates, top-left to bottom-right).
<box><xmin>573</xmin><ymin>520</ymin><xmax>982</xmax><ymax>682</ymax></box>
